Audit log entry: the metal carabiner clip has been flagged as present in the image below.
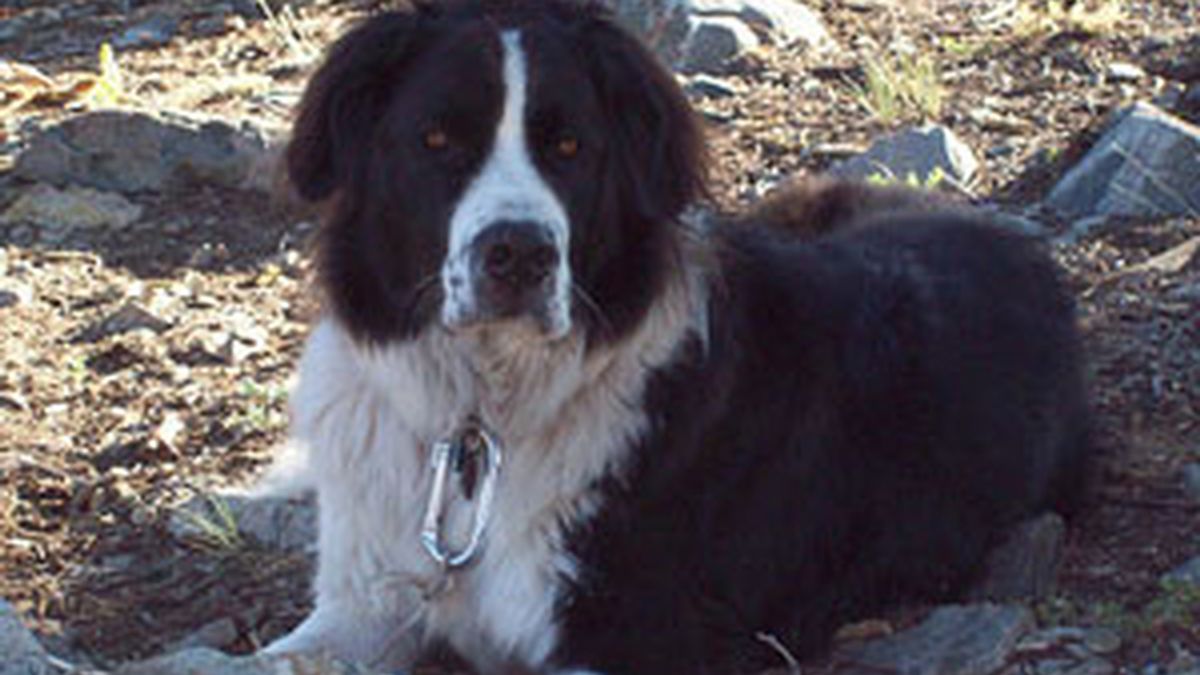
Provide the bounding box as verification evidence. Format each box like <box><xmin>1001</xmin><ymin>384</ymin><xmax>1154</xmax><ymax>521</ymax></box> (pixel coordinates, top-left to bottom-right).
<box><xmin>420</xmin><ymin>419</ymin><xmax>503</xmax><ymax>568</ymax></box>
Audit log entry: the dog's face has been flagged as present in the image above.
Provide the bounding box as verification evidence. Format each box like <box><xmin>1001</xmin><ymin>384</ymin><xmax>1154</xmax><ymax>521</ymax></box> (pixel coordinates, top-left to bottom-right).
<box><xmin>288</xmin><ymin>0</ymin><xmax>705</xmax><ymax>347</ymax></box>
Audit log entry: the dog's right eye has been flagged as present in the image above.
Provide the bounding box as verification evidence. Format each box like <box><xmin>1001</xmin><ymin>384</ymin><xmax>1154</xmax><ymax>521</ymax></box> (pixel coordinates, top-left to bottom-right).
<box><xmin>423</xmin><ymin>129</ymin><xmax>449</xmax><ymax>150</ymax></box>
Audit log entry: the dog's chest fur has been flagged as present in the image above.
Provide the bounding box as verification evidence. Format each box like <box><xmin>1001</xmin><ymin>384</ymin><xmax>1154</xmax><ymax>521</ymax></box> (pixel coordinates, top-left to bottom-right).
<box><xmin>289</xmin><ymin>276</ymin><xmax>700</xmax><ymax>667</ymax></box>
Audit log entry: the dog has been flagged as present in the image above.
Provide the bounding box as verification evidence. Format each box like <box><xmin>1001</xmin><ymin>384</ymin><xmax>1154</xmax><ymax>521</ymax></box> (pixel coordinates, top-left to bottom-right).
<box><xmin>262</xmin><ymin>1</ymin><xmax>1092</xmax><ymax>673</ymax></box>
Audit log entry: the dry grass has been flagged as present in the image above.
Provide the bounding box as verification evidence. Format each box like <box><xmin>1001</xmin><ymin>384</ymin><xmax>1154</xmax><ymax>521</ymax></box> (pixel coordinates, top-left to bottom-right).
<box><xmin>847</xmin><ymin>51</ymin><xmax>945</xmax><ymax>124</ymax></box>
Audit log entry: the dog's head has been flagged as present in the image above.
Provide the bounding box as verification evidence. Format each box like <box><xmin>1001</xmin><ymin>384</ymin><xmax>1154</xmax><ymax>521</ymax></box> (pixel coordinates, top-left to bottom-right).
<box><xmin>289</xmin><ymin>0</ymin><xmax>705</xmax><ymax>347</ymax></box>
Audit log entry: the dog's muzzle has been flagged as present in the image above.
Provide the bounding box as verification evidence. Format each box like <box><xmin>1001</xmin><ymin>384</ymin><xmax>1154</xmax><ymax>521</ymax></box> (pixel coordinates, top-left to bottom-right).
<box><xmin>442</xmin><ymin>219</ymin><xmax>570</xmax><ymax>336</ymax></box>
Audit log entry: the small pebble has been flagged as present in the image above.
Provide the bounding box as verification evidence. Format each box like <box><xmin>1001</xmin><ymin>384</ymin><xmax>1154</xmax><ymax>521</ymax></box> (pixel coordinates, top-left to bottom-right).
<box><xmin>684</xmin><ymin>74</ymin><xmax>739</xmax><ymax>99</ymax></box>
<box><xmin>1082</xmin><ymin>627</ymin><xmax>1121</xmax><ymax>655</ymax></box>
<box><xmin>1106</xmin><ymin>62</ymin><xmax>1146</xmax><ymax>83</ymax></box>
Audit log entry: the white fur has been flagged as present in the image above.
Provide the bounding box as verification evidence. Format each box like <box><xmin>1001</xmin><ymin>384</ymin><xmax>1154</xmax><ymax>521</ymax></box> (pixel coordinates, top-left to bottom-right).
<box><xmin>441</xmin><ymin>31</ymin><xmax>572</xmax><ymax>337</ymax></box>
<box><xmin>265</xmin><ymin>268</ymin><xmax>701</xmax><ymax>672</ymax></box>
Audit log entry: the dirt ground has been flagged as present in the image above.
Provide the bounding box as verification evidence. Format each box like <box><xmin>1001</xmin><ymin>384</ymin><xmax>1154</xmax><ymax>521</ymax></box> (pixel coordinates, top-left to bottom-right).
<box><xmin>0</xmin><ymin>0</ymin><xmax>1197</xmax><ymax>672</ymax></box>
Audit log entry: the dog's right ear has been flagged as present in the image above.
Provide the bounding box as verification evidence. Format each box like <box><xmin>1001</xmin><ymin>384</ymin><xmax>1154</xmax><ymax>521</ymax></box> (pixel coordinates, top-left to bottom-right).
<box><xmin>287</xmin><ymin>8</ymin><xmax>429</xmax><ymax>201</ymax></box>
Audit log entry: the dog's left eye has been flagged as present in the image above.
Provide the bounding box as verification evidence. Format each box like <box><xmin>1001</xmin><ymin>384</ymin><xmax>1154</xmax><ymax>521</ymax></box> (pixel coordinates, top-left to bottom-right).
<box><xmin>424</xmin><ymin>129</ymin><xmax>449</xmax><ymax>150</ymax></box>
<box><xmin>555</xmin><ymin>136</ymin><xmax>580</xmax><ymax>159</ymax></box>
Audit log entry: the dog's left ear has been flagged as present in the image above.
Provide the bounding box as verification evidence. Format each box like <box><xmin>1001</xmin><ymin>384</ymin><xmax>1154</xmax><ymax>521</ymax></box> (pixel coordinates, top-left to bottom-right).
<box><xmin>578</xmin><ymin>11</ymin><xmax>708</xmax><ymax>221</ymax></box>
<box><xmin>287</xmin><ymin>7</ymin><xmax>431</xmax><ymax>201</ymax></box>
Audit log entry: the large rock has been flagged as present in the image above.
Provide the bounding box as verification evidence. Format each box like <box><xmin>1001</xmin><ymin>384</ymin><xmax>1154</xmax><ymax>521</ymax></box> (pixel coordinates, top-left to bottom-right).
<box><xmin>14</xmin><ymin>110</ymin><xmax>272</xmax><ymax>194</ymax></box>
<box><xmin>0</xmin><ymin>600</ymin><xmax>55</xmax><ymax>675</ymax></box>
<box><xmin>115</xmin><ymin>648</ymin><xmax>377</xmax><ymax>675</ymax></box>
<box><xmin>971</xmin><ymin>513</ymin><xmax>1066</xmax><ymax>602</ymax></box>
<box><xmin>172</xmin><ymin>493</ymin><xmax>317</xmax><ymax>553</ymax></box>
<box><xmin>830</xmin><ymin>125</ymin><xmax>980</xmax><ymax>188</ymax></box>
<box><xmin>679</xmin><ymin>16</ymin><xmax>761</xmax><ymax>74</ymax></box>
<box><xmin>600</xmin><ymin>0</ymin><xmax>694</xmax><ymax>65</ymax></box>
<box><xmin>691</xmin><ymin>0</ymin><xmax>834</xmax><ymax>49</ymax></box>
<box><xmin>1045</xmin><ymin>103</ymin><xmax>1200</xmax><ymax>220</ymax></box>
<box><xmin>836</xmin><ymin>604</ymin><xmax>1033</xmax><ymax>675</ymax></box>
<box><xmin>601</xmin><ymin>0</ymin><xmax>834</xmax><ymax>71</ymax></box>
<box><xmin>0</xmin><ymin>184</ymin><xmax>142</xmax><ymax>232</ymax></box>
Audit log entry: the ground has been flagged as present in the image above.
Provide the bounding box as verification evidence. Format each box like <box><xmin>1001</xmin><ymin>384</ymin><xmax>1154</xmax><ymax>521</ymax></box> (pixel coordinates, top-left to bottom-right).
<box><xmin>0</xmin><ymin>0</ymin><xmax>1197</xmax><ymax>672</ymax></box>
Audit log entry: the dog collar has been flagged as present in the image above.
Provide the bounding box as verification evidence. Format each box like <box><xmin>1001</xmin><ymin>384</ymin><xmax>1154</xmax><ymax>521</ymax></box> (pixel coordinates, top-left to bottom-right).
<box><xmin>419</xmin><ymin>416</ymin><xmax>504</xmax><ymax>569</ymax></box>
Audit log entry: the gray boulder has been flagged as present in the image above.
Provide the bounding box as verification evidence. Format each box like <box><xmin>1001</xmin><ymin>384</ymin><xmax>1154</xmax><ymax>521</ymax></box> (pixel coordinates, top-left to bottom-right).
<box><xmin>830</xmin><ymin>125</ymin><xmax>979</xmax><ymax>189</ymax></box>
<box><xmin>971</xmin><ymin>513</ymin><xmax>1066</xmax><ymax>602</ymax></box>
<box><xmin>172</xmin><ymin>493</ymin><xmax>317</xmax><ymax>553</ymax></box>
<box><xmin>0</xmin><ymin>600</ymin><xmax>54</xmax><ymax>675</ymax></box>
<box><xmin>14</xmin><ymin>110</ymin><xmax>272</xmax><ymax>194</ymax></box>
<box><xmin>0</xmin><ymin>184</ymin><xmax>143</xmax><ymax>232</ymax></box>
<box><xmin>691</xmin><ymin>0</ymin><xmax>834</xmax><ymax>49</ymax></box>
<box><xmin>836</xmin><ymin>604</ymin><xmax>1033</xmax><ymax>675</ymax></box>
<box><xmin>600</xmin><ymin>0</ymin><xmax>694</xmax><ymax>65</ymax></box>
<box><xmin>1045</xmin><ymin>103</ymin><xmax>1200</xmax><ymax>221</ymax></box>
<box><xmin>600</xmin><ymin>0</ymin><xmax>834</xmax><ymax>72</ymax></box>
<box><xmin>679</xmin><ymin>16</ymin><xmax>761</xmax><ymax>74</ymax></box>
<box><xmin>115</xmin><ymin>648</ymin><xmax>377</xmax><ymax>675</ymax></box>
<box><xmin>113</xmin><ymin>13</ymin><xmax>179</xmax><ymax>49</ymax></box>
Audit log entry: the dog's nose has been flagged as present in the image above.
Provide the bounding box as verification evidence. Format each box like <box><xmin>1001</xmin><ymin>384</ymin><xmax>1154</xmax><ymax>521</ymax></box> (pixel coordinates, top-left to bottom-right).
<box><xmin>473</xmin><ymin>221</ymin><xmax>559</xmax><ymax>291</ymax></box>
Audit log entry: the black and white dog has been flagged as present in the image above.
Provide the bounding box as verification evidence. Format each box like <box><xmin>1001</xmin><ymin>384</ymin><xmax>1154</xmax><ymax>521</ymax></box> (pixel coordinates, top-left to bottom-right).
<box><xmin>264</xmin><ymin>1</ymin><xmax>1092</xmax><ymax>673</ymax></box>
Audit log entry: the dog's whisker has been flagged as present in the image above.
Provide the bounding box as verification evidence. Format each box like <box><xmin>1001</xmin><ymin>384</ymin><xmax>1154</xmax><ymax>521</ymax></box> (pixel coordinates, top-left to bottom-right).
<box><xmin>571</xmin><ymin>281</ymin><xmax>614</xmax><ymax>337</ymax></box>
<box><xmin>403</xmin><ymin>274</ymin><xmax>442</xmax><ymax>328</ymax></box>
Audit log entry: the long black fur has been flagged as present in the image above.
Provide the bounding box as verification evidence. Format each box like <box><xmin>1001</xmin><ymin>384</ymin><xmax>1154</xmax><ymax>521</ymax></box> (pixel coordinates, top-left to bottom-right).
<box><xmin>558</xmin><ymin>213</ymin><xmax>1091</xmax><ymax>673</ymax></box>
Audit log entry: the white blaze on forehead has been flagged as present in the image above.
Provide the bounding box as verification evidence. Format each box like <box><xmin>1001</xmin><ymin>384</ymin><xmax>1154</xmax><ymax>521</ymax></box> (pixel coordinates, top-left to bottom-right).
<box><xmin>442</xmin><ymin>30</ymin><xmax>572</xmax><ymax>333</ymax></box>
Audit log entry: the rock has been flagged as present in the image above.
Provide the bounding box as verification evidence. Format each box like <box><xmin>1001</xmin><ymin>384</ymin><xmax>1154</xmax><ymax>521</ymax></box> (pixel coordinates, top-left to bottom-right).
<box><xmin>193</xmin><ymin>14</ymin><xmax>235</xmax><ymax>38</ymax></box>
<box><xmin>0</xmin><ymin>184</ymin><xmax>142</xmax><ymax>232</ymax></box>
<box><xmin>1067</xmin><ymin>659</ymin><xmax>1117</xmax><ymax>675</ymax></box>
<box><xmin>1081</xmin><ymin>628</ymin><xmax>1122</xmax><ymax>656</ymax></box>
<box><xmin>679</xmin><ymin>16</ymin><xmax>760</xmax><ymax>74</ymax></box>
<box><xmin>113</xmin><ymin>13</ymin><xmax>179</xmax><ymax>48</ymax></box>
<box><xmin>73</xmin><ymin>302</ymin><xmax>171</xmax><ymax>343</ymax></box>
<box><xmin>600</xmin><ymin>0</ymin><xmax>694</xmax><ymax>66</ymax></box>
<box><xmin>844</xmin><ymin>0</ymin><xmax>893</xmax><ymax>9</ymax></box>
<box><xmin>0</xmin><ymin>599</ymin><xmax>55</xmax><ymax>675</ymax></box>
<box><xmin>115</xmin><ymin>648</ymin><xmax>375</xmax><ymax>675</ymax></box>
<box><xmin>1162</xmin><ymin>555</ymin><xmax>1200</xmax><ymax>586</ymax></box>
<box><xmin>684</xmin><ymin>74</ymin><xmax>741</xmax><ymax>98</ymax></box>
<box><xmin>1105</xmin><ymin>62</ymin><xmax>1146</xmax><ymax>83</ymax></box>
<box><xmin>1045</xmin><ymin>103</ymin><xmax>1200</xmax><ymax>221</ymax></box>
<box><xmin>1016</xmin><ymin>626</ymin><xmax>1087</xmax><ymax>654</ymax></box>
<box><xmin>808</xmin><ymin>142</ymin><xmax>867</xmax><ymax>162</ymax></box>
<box><xmin>691</xmin><ymin>0</ymin><xmax>834</xmax><ymax>50</ymax></box>
<box><xmin>971</xmin><ymin>513</ymin><xmax>1066</xmax><ymax>601</ymax></box>
<box><xmin>836</xmin><ymin>604</ymin><xmax>1033</xmax><ymax>675</ymax></box>
<box><xmin>166</xmin><ymin>617</ymin><xmax>240</xmax><ymax>652</ymax></box>
<box><xmin>1182</xmin><ymin>463</ymin><xmax>1200</xmax><ymax>502</ymax></box>
<box><xmin>0</xmin><ymin>283</ymin><xmax>32</xmax><ymax>309</ymax></box>
<box><xmin>14</xmin><ymin>110</ymin><xmax>272</xmax><ymax>194</ymax></box>
<box><xmin>0</xmin><ymin>8</ymin><xmax>63</xmax><ymax>44</ymax></box>
<box><xmin>599</xmin><ymin>0</ymin><xmax>833</xmax><ymax>70</ymax></box>
<box><xmin>1167</xmin><ymin>653</ymin><xmax>1200</xmax><ymax>675</ymax></box>
<box><xmin>830</xmin><ymin>125</ymin><xmax>980</xmax><ymax>188</ymax></box>
<box><xmin>231</xmin><ymin>0</ymin><xmax>263</xmax><ymax>19</ymax></box>
<box><xmin>172</xmin><ymin>493</ymin><xmax>317</xmax><ymax>553</ymax></box>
